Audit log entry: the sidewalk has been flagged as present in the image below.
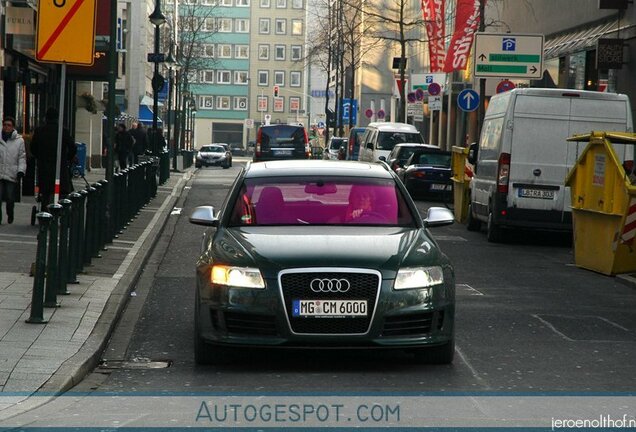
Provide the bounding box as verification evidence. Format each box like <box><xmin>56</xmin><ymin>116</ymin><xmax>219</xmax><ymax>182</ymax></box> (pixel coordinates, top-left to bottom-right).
<box><xmin>0</xmin><ymin>167</ymin><xmax>192</xmax><ymax>418</ymax></box>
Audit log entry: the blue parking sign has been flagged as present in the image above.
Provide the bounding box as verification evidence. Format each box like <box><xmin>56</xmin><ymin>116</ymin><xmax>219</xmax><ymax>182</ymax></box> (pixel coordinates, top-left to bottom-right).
<box><xmin>340</xmin><ymin>99</ymin><xmax>358</xmax><ymax>124</ymax></box>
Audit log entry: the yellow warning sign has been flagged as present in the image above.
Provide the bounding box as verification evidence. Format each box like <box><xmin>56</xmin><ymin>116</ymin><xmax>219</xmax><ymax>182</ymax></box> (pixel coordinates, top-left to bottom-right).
<box><xmin>36</xmin><ymin>0</ymin><xmax>97</xmax><ymax>65</ymax></box>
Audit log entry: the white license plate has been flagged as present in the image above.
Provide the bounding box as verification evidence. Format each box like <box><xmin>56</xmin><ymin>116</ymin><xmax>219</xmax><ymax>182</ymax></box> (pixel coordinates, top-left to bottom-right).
<box><xmin>292</xmin><ymin>300</ymin><xmax>367</xmax><ymax>317</ymax></box>
<box><xmin>430</xmin><ymin>184</ymin><xmax>449</xmax><ymax>191</ymax></box>
<box><xmin>519</xmin><ymin>188</ymin><xmax>555</xmax><ymax>199</ymax></box>
<box><xmin>274</xmin><ymin>149</ymin><xmax>293</xmax><ymax>156</ymax></box>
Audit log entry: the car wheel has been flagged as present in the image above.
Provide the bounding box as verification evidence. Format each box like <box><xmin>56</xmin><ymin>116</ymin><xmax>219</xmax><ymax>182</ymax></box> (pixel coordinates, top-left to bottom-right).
<box><xmin>466</xmin><ymin>203</ymin><xmax>481</xmax><ymax>231</ymax></box>
<box><xmin>222</xmin><ymin>162</ymin><xmax>230</xmax><ymax>169</ymax></box>
<box><xmin>486</xmin><ymin>211</ymin><xmax>504</xmax><ymax>243</ymax></box>
<box><xmin>412</xmin><ymin>340</ymin><xmax>455</xmax><ymax>364</ymax></box>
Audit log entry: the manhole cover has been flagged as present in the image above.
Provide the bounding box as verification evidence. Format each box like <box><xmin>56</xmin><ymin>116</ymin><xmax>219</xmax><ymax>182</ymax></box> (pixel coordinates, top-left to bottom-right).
<box><xmin>99</xmin><ymin>358</ymin><xmax>172</xmax><ymax>370</ymax></box>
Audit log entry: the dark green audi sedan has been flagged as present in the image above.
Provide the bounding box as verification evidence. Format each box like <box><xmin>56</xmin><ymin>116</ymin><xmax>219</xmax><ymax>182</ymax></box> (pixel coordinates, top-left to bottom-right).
<box><xmin>189</xmin><ymin>160</ymin><xmax>456</xmax><ymax>364</ymax></box>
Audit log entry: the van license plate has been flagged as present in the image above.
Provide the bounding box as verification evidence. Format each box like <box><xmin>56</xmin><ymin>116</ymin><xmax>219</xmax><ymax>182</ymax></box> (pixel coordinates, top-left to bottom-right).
<box><xmin>274</xmin><ymin>150</ymin><xmax>292</xmax><ymax>156</ymax></box>
<box><xmin>519</xmin><ymin>188</ymin><xmax>555</xmax><ymax>199</ymax></box>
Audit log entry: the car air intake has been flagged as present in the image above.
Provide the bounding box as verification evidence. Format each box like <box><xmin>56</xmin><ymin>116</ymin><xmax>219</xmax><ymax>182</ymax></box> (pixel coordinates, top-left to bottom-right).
<box><xmin>381</xmin><ymin>312</ymin><xmax>435</xmax><ymax>337</ymax></box>
<box><xmin>223</xmin><ymin>311</ymin><xmax>278</xmax><ymax>336</ymax></box>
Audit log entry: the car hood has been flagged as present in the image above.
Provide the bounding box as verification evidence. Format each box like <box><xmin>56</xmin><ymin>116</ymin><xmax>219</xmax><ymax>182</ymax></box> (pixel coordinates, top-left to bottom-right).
<box><xmin>204</xmin><ymin>226</ymin><xmax>445</xmax><ymax>279</ymax></box>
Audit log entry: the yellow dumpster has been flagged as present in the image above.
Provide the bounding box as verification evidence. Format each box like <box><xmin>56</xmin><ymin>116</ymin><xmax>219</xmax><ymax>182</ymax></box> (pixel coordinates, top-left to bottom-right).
<box><xmin>565</xmin><ymin>131</ymin><xmax>636</xmax><ymax>275</ymax></box>
<box><xmin>451</xmin><ymin>146</ymin><xmax>471</xmax><ymax>223</ymax></box>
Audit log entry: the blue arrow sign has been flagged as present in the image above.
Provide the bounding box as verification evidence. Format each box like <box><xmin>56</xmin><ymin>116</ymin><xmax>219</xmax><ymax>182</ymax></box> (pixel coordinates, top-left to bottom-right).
<box><xmin>457</xmin><ymin>89</ymin><xmax>479</xmax><ymax>112</ymax></box>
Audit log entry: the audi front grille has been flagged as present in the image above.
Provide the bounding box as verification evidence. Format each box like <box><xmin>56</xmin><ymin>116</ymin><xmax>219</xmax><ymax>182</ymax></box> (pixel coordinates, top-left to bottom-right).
<box><xmin>279</xmin><ymin>268</ymin><xmax>381</xmax><ymax>335</ymax></box>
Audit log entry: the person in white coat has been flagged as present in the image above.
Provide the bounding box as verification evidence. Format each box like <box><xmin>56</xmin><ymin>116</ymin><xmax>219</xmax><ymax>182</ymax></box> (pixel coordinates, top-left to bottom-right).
<box><xmin>0</xmin><ymin>117</ymin><xmax>26</xmax><ymax>224</ymax></box>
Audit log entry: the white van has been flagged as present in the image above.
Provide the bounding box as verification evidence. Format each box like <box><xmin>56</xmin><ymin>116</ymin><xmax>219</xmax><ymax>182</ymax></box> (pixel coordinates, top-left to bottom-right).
<box><xmin>358</xmin><ymin>122</ymin><xmax>425</xmax><ymax>162</ymax></box>
<box><xmin>467</xmin><ymin>88</ymin><xmax>634</xmax><ymax>242</ymax></box>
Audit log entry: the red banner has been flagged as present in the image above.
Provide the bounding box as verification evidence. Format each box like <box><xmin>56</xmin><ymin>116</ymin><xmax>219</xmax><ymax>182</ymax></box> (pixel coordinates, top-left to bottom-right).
<box><xmin>421</xmin><ymin>0</ymin><xmax>445</xmax><ymax>72</ymax></box>
<box><xmin>443</xmin><ymin>0</ymin><xmax>481</xmax><ymax>72</ymax></box>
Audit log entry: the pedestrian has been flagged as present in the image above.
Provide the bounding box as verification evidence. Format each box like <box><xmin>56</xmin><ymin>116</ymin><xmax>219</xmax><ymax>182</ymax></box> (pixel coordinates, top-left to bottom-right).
<box><xmin>156</xmin><ymin>128</ymin><xmax>167</xmax><ymax>153</ymax></box>
<box><xmin>115</xmin><ymin>123</ymin><xmax>134</xmax><ymax>171</ymax></box>
<box><xmin>30</xmin><ymin>107</ymin><xmax>77</xmax><ymax>208</ymax></box>
<box><xmin>0</xmin><ymin>117</ymin><xmax>26</xmax><ymax>224</ymax></box>
<box><xmin>130</xmin><ymin>122</ymin><xmax>147</xmax><ymax>163</ymax></box>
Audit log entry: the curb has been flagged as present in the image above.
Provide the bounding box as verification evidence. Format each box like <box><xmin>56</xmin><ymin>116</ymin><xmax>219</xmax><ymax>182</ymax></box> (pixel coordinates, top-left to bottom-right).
<box><xmin>40</xmin><ymin>169</ymin><xmax>194</xmax><ymax>394</ymax></box>
<box><xmin>616</xmin><ymin>273</ymin><xmax>636</xmax><ymax>290</ymax></box>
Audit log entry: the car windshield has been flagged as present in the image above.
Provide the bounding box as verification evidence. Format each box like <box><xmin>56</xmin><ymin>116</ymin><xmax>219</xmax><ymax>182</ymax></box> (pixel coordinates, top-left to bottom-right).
<box><xmin>228</xmin><ymin>177</ymin><xmax>415</xmax><ymax>227</ymax></box>
<box><xmin>200</xmin><ymin>146</ymin><xmax>224</xmax><ymax>153</ymax></box>
<box><xmin>377</xmin><ymin>132</ymin><xmax>424</xmax><ymax>150</ymax></box>
<box><xmin>413</xmin><ymin>152</ymin><xmax>451</xmax><ymax>167</ymax></box>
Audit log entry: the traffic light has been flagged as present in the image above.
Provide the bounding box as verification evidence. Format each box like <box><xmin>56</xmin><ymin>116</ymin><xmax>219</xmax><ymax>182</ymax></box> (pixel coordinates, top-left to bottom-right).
<box><xmin>273</xmin><ymin>85</ymin><xmax>279</xmax><ymax>98</ymax></box>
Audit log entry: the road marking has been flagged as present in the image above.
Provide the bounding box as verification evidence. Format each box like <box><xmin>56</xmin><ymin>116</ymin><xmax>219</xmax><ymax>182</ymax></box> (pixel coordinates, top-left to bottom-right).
<box><xmin>170</xmin><ymin>207</ymin><xmax>182</xmax><ymax>216</ymax></box>
<box><xmin>113</xmin><ymin>240</ymin><xmax>136</xmax><ymax>245</ymax></box>
<box><xmin>0</xmin><ymin>239</ymin><xmax>37</xmax><ymax>245</ymax></box>
<box><xmin>455</xmin><ymin>344</ymin><xmax>491</xmax><ymax>390</ymax></box>
<box><xmin>457</xmin><ymin>283</ymin><xmax>484</xmax><ymax>296</ymax></box>
<box><xmin>595</xmin><ymin>316</ymin><xmax>630</xmax><ymax>332</ymax></box>
<box><xmin>0</xmin><ymin>233</ymin><xmax>37</xmax><ymax>239</ymax></box>
<box><xmin>531</xmin><ymin>314</ymin><xmax>575</xmax><ymax>342</ymax></box>
<box><xmin>434</xmin><ymin>235</ymin><xmax>467</xmax><ymax>242</ymax></box>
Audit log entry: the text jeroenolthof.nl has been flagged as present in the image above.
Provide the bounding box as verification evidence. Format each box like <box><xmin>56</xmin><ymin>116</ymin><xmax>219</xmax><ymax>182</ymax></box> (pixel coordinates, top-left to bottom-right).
<box><xmin>552</xmin><ymin>414</ymin><xmax>636</xmax><ymax>430</ymax></box>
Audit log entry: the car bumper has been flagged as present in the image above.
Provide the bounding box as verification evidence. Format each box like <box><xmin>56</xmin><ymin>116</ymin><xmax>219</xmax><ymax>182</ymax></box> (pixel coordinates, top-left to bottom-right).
<box><xmin>196</xmin><ymin>275</ymin><xmax>454</xmax><ymax>349</ymax></box>
<box><xmin>196</xmin><ymin>157</ymin><xmax>227</xmax><ymax>166</ymax></box>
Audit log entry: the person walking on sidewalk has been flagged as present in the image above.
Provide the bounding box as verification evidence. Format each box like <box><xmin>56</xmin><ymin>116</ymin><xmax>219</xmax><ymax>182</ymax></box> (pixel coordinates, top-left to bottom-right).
<box><xmin>30</xmin><ymin>107</ymin><xmax>77</xmax><ymax>207</ymax></box>
<box><xmin>115</xmin><ymin>123</ymin><xmax>134</xmax><ymax>171</ymax></box>
<box><xmin>0</xmin><ymin>117</ymin><xmax>26</xmax><ymax>224</ymax></box>
<box><xmin>130</xmin><ymin>122</ymin><xmax>147</xmax><ymax>164</ymax></box>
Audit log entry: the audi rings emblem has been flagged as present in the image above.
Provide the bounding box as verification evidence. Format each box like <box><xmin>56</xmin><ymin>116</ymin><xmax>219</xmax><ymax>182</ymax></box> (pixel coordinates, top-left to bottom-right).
<box><xmin>310</xmin><ymin>278</ymin><xmax>351</xmax><ymax>293</ymax></box>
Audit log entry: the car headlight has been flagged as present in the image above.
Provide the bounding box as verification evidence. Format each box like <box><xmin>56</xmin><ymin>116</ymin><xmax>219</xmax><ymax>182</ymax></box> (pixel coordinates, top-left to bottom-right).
<box><xmin>211</xmin><ymin>265</ymin><xmax>265</xmax><ymax>289</ymax></box>
<box><xmin>394</xmin><ymin>266</ymin><xmax>443</xmax><ymax>290</ymax></box>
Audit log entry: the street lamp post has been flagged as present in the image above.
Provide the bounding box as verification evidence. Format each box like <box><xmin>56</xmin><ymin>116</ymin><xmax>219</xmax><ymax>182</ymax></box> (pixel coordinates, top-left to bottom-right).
<box><xmin>165</xmin><ymin>43</ymin><xmax>178</xmax><ymax>170</ymax></box>
<box><xmin>149</xmin><ymin>0</ymin><xmax>166</xmax><ymax>156</ymax></box>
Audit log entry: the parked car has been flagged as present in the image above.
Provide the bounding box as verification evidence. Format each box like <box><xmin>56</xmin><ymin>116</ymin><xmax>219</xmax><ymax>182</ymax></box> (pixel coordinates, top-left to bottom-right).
<box><xmin>189</xmin><ymin>160</ymin><xmax>456</xmax><ymax>365</ymax></box>
<box><xmin>323</xmin><ymin>137</ymin><xmax>347</xmax><ymax>160</ymax></box>
<box><xmin>253</xmin><ymin>124</ymin><xmax>310</xmax><ymax>162</ymax></box>
<box><xmin>346</xmin><ymin>127</ymin><xmax>366</xmax><ymax>160</ymax></box>
<box><xmin>387</xmin><ymin>143</ymin><xmax>430</xmax><ymax>173</ymax></box>
<box><xmin>467</xmin><ymin>88</ymin><xmax>634</xmax><ymax>242</ymax></box>
<box><xmin>195</xmin><ymin>144</ymin><xmax>232</xmax><ymax>169</ymax></box>
<box><xmin>358</xmin><ymin>122</ymin><xmax>425</xmax><ymax>163</ymax></box>
<box><xmin>397</xmin><ymin>146</ymin><xmax>452</xmax><ymax>200</ymax></box>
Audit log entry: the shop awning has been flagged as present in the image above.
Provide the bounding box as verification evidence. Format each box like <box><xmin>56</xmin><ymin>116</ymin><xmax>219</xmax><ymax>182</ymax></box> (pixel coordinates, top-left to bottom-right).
<box><xmin>138</xmin><ymin>105</ymin><xmax>163</xmax><ymax>126</ymax></box>
<box><xmin>544</xmin><ymin>20</ymin><xmax>618</xmax><ymax>59</ymax></box>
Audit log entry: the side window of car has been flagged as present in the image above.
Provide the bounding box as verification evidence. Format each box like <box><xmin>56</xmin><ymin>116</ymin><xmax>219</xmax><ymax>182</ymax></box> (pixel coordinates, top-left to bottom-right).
<box><xmin>366</xmin><ymin>131</ymin><xmax>375</xmax><ymax>149</ymax></box>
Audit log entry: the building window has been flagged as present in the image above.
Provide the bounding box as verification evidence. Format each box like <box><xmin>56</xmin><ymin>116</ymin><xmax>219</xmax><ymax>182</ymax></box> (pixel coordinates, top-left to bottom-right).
<box><xmin>258</xmin><ymin>44</ymin><xmax>270</xmax><ymax>60</ymax></box>
<box><xmin>274</xmin><ymin>70</ymin><xmax>285</xmax><ymax>86</ymax></box>
<box><xmin>276</xmin><ymin>0</ymin><xmax>286</xmax><ymax>7</ymax></box>
<box><xmin>200</xmin><ymin>70</ymin><xmax>215</xmax><ymax>83</ymax></box>
<box><xmin>219</xmin><ymin>18</ymin><xmax>232</xmax><ymax>32</ymax></box>
<box><xmin>218</xmin><ymin>44</ymin><xmax>232</xmax><ymax>58</ymax></box>
<box><xmin>260</xmin><ymin>0</ymin><xmax>270</xmax><ymax>6</ymax></box>
<box><xmin>275</xmin><ymin>45</ymin><xmax>285</xmax><ymax>60</ymax></box>
<box><xmin>216</xmin><ymin>96</ymin><xmax>231</xmax><ymax>110</ymax></box>
<box><xmin>234</xmin><ymin>96</ymin><xmax>248</xmax><ymax>110</ymax></box>
<box><xmin>217</xmin><ymin>70</ymin><xmax>231</xmax><ymax>84</ymax></box>
<box><xmin>291</xmin><ymin>19</ymin><xmax>303</xmax><ymax>35</ymax></box>
<box><xmin>235</xmin><ymin>18</ymin><xmax>249</xmax><ymax>32</ymax></box>
<box><xmin>186</xmin><ymin>71</ymin><xmax>198</xmax><ymax>83</ymax></box>
<box><xmin>235</xmin><ymin>45</ymin><xmax>249</xmax><ymax>59</ymax></box>
<box><xmin>234</xmin><ymin>71</ymin><xmax>249</xmax><ymax>84</ymax></box>
<box><xmin>292</xmin><ymin>0</ymin><xmax>302</xmax><ymax>8</ymax></box>
<box><xmin>290</xmin><ymin>71</ymin><xmax>301</xmax><ymax>87</ymax></box>
<box><xmin>273</xmin><ymin>96</ymin><xmax>284</xmax><ymax>112</ymax></box>
<box><xmin>289</xmin><ymin>96</ymin><xmax>301</xmax><ymax>113</ymax></box>
<box><xmin>257</xmin><ymin>95</ymin><xmax>268</xmax><ymax>112</ymax></box>
<box><xmin>258</xmin><ymin>70</ymin><xmax>269</xmax><ymax>86</ymax></box>
<box><xmin>236</xmin><ymin>0</ymin><xmax>249</xmax><ymax>5</ymax></box>
<box><xmin>204</xmin><ymin>18</ymin><xmax>216</xmax><ymax>32</ymax></box>
<box><xmin>259</xmin><ymin>18</ymin><xmax>270</xmax><ymax>34</ymax></box>
<box><xmin>202</xmin><ymin>0</ymin><xmax>217</xmax><ymax>5</ymax></box>
<box><xmin>275</xmin><ymin>19</ymin><xmax>286</xmax><ymax>34</ymax></box>
<box><xmin>220</xmin><ymin>0</ymin><xmax>232</xmax><ymax>5</ymax></box>
<box><xmin>203</xmin><ymin>44</ymin><xmax>215</xmax><ymax>58</ymax></box>
<box><xmin>291</xmin><ymin>45</ymin><xmax>302</xmax><ymax>61</ymax></box>
<box><xmin>199</xmin><ymin>96</ymin><xmax>214</xmax><ymax>109</ymax></box>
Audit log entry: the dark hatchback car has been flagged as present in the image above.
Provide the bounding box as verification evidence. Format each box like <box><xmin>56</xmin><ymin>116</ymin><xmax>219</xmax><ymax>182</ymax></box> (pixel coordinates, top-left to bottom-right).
<box><xmin>189</xmin><ymin>160</ymin><xmax>456</xmax><ymax>365</ymax></box>
<box><xmin>253</xmin><ymin>124</ymin><xmax>310</xmax><ymax>162</ymax></box>
<box><xmin>397</xmin><ymin>146</ymin><xmax>452</xmax><ymax>199</ymax></box>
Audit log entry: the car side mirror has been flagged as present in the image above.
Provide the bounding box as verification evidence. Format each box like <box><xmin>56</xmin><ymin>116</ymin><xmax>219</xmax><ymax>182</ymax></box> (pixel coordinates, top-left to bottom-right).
<box><xmin>379</xmin><ymin>156</ymin><xmax>386</xmax><ymax>162</ymax></box>
<box><xmin>424</xmin><ymin>207</ymin><xmax>455</xmax><ymax>227</ymax></box>
<box><xmin>467</xmin><ymin>142</ymin><xmax>478</xmax><ymax>165</ymax></box>
<box><xmin>189</xmin><ymin>206</ymin><xmax>219</xmax><ymax>227</ymax></box>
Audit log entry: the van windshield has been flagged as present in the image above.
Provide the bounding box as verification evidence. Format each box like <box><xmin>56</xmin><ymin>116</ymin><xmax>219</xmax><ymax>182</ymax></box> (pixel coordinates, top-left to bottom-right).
<box><xmin>377</xmin><ymin>132</ymin><xmax>424</xmax><ymax>150</ymax></box>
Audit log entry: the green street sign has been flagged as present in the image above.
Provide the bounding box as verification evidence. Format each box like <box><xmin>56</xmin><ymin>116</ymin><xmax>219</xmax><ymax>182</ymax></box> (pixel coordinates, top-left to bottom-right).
<box><xmin>474</xmin><ymin>33</ymin><xmax>544</xmax><ymax>79</ymax></box>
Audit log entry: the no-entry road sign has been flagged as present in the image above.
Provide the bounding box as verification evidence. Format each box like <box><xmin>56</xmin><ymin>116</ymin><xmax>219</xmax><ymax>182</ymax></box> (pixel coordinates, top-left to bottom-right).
<box><xmin>37</xmin><ymin>0</ymin><xmax>97</xmax><ymax>65</ymax></box>
<box><xmin>474</xmin><ymin>33</ymin><xmax>544</xmax><ymax>79</ymax></box>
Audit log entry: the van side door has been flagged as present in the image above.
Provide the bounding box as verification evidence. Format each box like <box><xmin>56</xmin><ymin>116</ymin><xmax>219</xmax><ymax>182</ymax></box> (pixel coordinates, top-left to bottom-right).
<box><xmin>471</xmin><ymin>117</ymin><xmax>504</xmax><ymax>220</ymax></box>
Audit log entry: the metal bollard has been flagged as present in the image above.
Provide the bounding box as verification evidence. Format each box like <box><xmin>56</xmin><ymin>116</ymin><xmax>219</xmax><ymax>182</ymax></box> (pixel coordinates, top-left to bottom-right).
<box><xmin>83</xmin><ymin>186</ymin><xmax>96</xmax><ymax>266</ymax></box>
<box><xmin>120</xmin><ymin>169</ymin><xmax>129</xmax><ymax>228</ymax></box>
<box><xmin>26</xmin><ymin>212</ymin><xmax>53</xmax><ymax>324</ymax></box>
<box><xmin>77</xmin><ymin>189</ymin><xmax>88</xmax><ymax>272</ymax></box>
<box><xmin>111</xmin><ymin>173</ymin><xmax>121</xmax><ymax>237</ymax></box>
<box><xmin>91</xmin><ymin>182</ymin><xmax>104</xmax><ymax>256</ymax></box>
<box><xmin>67</xmin><ymin>192</ymin><xmax>82</xmax><ymax>284</ymax></box>
<box><xmin>57</xmin><ymin>199</ymin><xmax>72</xmax><ymax>295</ymax></box>
<box><xmin>44</xmin><ymin>204</ymin><xmax>62</xmax><ymax>308</ymax></box>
